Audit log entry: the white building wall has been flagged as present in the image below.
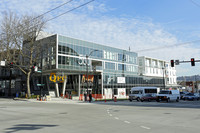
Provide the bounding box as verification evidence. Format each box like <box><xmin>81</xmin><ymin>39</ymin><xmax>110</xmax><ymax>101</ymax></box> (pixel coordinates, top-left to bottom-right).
<box><xmin>138</xmin><ymin>56</ymin><xmax>177</xmax><ymax>87</ymax></box>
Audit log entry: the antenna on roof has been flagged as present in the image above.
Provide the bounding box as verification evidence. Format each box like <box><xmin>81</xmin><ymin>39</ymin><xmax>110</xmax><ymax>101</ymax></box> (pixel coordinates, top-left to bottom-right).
<box><xmin>129</xmin><ymin>46</ymin><xmax>131</xmax><ymax>51</ymax></box>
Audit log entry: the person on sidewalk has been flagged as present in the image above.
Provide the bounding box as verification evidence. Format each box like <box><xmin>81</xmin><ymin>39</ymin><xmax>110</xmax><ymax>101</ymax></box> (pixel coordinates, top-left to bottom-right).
<box><xmin>89</xmin><ymin>92</ymin><xmax>92</xmax><ymax>103</ymax></box>
<box><xmin>84</xmin><ymin>92</ymin><xmax>87</xmax><ymax>101</ymax></box>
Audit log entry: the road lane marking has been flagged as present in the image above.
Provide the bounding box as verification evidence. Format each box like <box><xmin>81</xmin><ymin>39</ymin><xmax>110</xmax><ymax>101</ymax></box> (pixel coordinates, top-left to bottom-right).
<box><xmin>115</xmin><ymin>117</ymin><xmax>119</xmax><ymax>120</ymax></box>
<box><xmin>140</xmin><ymin>126</ymin><xmax>151</xmax><ymax>130</ymax></box>
<box><xmin>124</xmin><ymin>121</ymin><xmax>130</xmax><ymax>124</ymax></box>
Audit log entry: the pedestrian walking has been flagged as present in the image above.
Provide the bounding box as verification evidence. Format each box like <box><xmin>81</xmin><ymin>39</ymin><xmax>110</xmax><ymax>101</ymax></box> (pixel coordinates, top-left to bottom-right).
<box><xmin>84</xmin><ymin>92</ymin><xmax>87</xmax><ymax>101</ymax></box>
<box><xmin>89</xmin><ymin>93</ymin><xmax>92</xmax><ymax>103</ymax></box>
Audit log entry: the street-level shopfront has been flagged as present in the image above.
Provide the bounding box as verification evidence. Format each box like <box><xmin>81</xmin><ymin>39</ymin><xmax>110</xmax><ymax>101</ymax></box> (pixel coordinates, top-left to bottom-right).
<box><xmin>28</xmin><ymin>34</ymin><xmax>165</xmax><ymax>100</ymax></box>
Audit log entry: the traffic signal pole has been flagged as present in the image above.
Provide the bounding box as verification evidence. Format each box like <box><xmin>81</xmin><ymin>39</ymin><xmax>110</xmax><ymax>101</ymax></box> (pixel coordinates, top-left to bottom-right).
<box><xmin>170</xmin><ymin>58</ymin><xmax>200</xmax><ymax>67</ymax></box>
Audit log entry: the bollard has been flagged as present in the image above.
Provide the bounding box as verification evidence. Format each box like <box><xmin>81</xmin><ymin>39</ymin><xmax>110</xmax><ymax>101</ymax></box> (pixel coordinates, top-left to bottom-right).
<box><xmin>114</xmin><ymin>97</ymin><xmax>117</xmax><ymax>102</ymax></box>
<box><xmin>37</xmin><ymin>95</ymin><xmax>39</xmax><ymax>100</ymax></box>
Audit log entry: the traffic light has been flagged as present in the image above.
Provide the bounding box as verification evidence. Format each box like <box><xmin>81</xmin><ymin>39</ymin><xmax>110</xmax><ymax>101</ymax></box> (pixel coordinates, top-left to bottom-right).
<box><xmin>32</xmin><ymin>65</ymin><xmax>36</xmax><ymax>73</ymax></box>
<box><xmin>31</xmin><ymin>63</ymin><xmax>38</xmax><ymax>73</ymax></box>
<box><xmin>191</xmin><ymin>58</ymin><xmax>195</xmax><ymax>66</ymax></box>
<box><xmin>10</xmin><ymin>62</ymin><xmax>13</xmax><ymax>68</ymax></box>
<box><xmin>170</xmin><ymin>60</ymin><xmax>174</xmax><ymax>67</ymax></box>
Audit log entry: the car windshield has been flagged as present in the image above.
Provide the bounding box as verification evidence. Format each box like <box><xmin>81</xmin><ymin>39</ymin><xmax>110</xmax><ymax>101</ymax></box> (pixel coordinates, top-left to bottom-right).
<box><xmin>159</xmin><ymin>91</ymin><xmax>170</xmax><ymax>94</ymax></box>
<box><xmin>144</xmin><ymin>94</ymin><xmax>152</xmax><ymax>97</ymax></box>
<box><xmin>132</xmin><ymin>91</ymin><xmax>142</xmax><ymax>94</ymax></box>
<box><xmin>186</xmin><ymin>93</ymin><xmax>194</xmax><ymax>96</ymax></box>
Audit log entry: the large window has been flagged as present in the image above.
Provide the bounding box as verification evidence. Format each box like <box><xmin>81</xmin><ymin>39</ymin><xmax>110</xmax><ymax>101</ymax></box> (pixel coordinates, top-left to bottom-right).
<box><xmin>118</xmin><ymin>54</ymin><xmax>123</xmax><ymax>61</ymax></box>
<box><xmin>105</xmin><ymin>62</ymin><xmax>115</xmax><ymax>70</ymax></box>
<box><xmin>118</xmin><ymin>64</ymin><xmax>126</xmax><ymax>71</ymax></box>
<box><xmin>58</xmin><ymin>43</ymin><xmax>103</xmax><ymax>59</ymax></box>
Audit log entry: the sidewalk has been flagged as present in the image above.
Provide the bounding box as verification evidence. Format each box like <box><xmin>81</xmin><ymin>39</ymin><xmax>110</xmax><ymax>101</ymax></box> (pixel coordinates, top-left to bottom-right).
<box><xmin>13</xmin><ymin>97</ymin><xmax>91</xmax><ymax>104</ymax></box>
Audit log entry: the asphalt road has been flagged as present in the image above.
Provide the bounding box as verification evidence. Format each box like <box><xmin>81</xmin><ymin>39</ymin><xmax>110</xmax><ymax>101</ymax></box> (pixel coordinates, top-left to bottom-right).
<box><xmin>0</xmin><ymin>98</ymin><xmax>200</xmax><ymax>133</ymax></box>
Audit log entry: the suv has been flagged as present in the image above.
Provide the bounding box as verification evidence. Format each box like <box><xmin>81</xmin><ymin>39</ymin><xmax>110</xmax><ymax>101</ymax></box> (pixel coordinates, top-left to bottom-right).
<box><xmin>157</xmin><ymin>90</ymin><xmax>180</xmax><ymax>102</ymax></box>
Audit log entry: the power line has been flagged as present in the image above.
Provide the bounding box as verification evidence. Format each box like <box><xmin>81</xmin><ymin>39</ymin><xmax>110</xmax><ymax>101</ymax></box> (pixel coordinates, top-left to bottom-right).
<box><xmin>32</xmin><ymin>0</ymin><xmax>74</xmax><ymax>20</ymax></box>
<box><xmin>45</xmin><ymin>0</ymin><xmax>95</xmax><ymax>23</ymax></box>
<box><xmin>0</xmin><ymin>0</ymin><xmax>74</xmax><ymax>36</ymax></box>
<box><xmin>135</xmin><ymin>39</ymin><xmax>200</xmax><ymax>53</ymax></box>
<box><xmin>190</xmin><ymin>0</ymin><xmax>200</xmax><ymax>8</ymax></box>
<box><xmin>0</xmin><ymin>0</ymin><xmax>95</xmax><ymax>37</ymax></box>
<box><xmin>24</xmin><ymin>0</ymin><xmax>95</xmax><ymax>33</ymax></box>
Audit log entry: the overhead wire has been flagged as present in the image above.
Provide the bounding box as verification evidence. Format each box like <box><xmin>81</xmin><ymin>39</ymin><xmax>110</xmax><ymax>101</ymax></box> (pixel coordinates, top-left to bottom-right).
<box><xmin>0</xmin><ymin>0</ymin><xmax>95</xmax><ymax>37</ymax></box>
<box><xmin>45</xmin><ymin>0</ymin><xmax>95</xmax><ymax>23</ymax></box>
<box><xmin>135</xmin><ymin>39</ymin><xmax>200</xmax><ymax>53</ymax></box>
<box><xmin>190</xmin><ymin>0</ymin><xmax>200</xmax><ymax>7</ymax></box>
<box><xmin>32</xmin><ymin>0</ymin><xmax>74</xmax><ymax>21</ymax></box>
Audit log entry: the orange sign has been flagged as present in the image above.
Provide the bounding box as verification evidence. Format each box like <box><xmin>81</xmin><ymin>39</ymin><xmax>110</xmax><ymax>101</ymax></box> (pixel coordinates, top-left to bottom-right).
<box><xmin>82</xmin><ymin>75</ymin><xmax>94</xmax><ymax>83</ymax></box>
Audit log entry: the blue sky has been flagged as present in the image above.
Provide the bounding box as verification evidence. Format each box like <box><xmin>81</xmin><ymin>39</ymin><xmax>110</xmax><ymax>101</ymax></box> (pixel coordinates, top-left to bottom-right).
<box><xmin>1</xmin><ymin>0</ymin><xmax>200</xmax><ymax>76</ymax></box>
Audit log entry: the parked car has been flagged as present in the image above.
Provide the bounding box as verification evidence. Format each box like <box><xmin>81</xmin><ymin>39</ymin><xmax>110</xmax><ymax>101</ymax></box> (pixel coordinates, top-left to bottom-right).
<box><xmin>140</xmin><ymin>94</ymin><xmax>157</xmax><ymax>102</ymax></box>
<box><xmin>180</xmin><ymin>91</ymin><xmax>189</xmax><ymax>100</ymax></box>
<box><xmin>182</xmin><ymin>93</ymin><xmax>199</xmax><ymax>101</ymax></box>
<box><xmin>129</xmin><ymin>87</ymin><xmax>159</xmax><ymax>101</ymax></box>
<box><xmin>156</xmin><ymin>90</ymin><xmax>180</xmax><ymax>102</ymax></box>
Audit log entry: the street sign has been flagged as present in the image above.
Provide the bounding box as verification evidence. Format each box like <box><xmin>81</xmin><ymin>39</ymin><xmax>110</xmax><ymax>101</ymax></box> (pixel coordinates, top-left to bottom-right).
<box><xmin>37</xmin><ymin>84</ymin><xmax>45</xmax><ymax>86</ymax></box>
<box><xmin>0</xmin><ymin>61</ymin><xmax>5</xmax><ymax>66</ymax></box>
<box><xmin>175</xmin><ymin>60</ymin><xmax>179</xmax><ymax>65</ymax></box>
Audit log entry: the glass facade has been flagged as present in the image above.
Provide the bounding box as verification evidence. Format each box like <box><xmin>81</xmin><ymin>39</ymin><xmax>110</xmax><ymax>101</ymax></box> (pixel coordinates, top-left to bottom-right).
<box><xmin>31</xmin><ymin>34</ymin><xmax>165</xmax><ymax>98</ymax></box>
<box><xmin>57</xmin><ymin>35</ymin><xmax>138</xmax><ymax>75</ymax></box>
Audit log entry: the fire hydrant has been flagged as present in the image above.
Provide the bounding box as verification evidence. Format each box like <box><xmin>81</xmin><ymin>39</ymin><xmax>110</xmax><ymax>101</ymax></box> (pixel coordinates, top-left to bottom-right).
<box><xmin>114</xmin><ymin>97</ymin><xmax>117</xmax><ymax>102</ymax></box>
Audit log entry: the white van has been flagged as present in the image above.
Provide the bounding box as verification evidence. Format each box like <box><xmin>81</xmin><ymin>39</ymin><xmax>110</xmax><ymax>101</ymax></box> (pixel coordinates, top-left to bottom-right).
<box><xmin>157</xmin><ymin>90</ymin><xmax>180</xmax><ymax>102</ymax></box>
<box><xmin>129</xmin><ymin>87</ymin><xmax>160</xmax><ymax>101</ymax></box>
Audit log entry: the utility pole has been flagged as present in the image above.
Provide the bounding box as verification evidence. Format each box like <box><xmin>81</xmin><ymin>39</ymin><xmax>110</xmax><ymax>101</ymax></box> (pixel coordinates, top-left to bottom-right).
<box><xmin>162</xmin><ymin>67</ymin><xmax>165</xmax><ymax>90</ymax></box>
<box><xmin>9</xmin><ymin>62</ymin><xmax>13</xmax><ymax>97</ymax></box>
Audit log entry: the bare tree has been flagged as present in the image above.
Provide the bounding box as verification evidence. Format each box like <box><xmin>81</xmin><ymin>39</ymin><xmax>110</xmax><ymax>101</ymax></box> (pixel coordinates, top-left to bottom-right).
<box><xmin>0</xmin><ymin>11</ymin><xmax>46</xmax><ymax>98</ymax></box>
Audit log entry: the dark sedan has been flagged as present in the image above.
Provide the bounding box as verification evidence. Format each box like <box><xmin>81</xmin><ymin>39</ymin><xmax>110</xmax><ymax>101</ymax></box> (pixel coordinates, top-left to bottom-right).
<box><xmin>140</xmin><ymin>94</ymin><xmax>157</xmax><ymax>102</ymax></box>
<box><xmin>182</xmin><ymin>93</ymin><xmax>199</xmax><ymax>101</ymax></box>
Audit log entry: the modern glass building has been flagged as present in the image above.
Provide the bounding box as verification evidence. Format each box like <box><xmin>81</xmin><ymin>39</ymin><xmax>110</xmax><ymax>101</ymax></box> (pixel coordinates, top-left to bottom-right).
<box><xmin>31</xmin><ymin>34</ymin><xmax>165</xmax><ymax>99</ymax></box>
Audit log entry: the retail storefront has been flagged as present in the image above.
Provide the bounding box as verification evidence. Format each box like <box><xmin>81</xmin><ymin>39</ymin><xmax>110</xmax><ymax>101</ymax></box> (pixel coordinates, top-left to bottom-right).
<box><xmin>26</xmin><ymin>34</ymin><xmax>165</xmax><ymax>100</ymax></box>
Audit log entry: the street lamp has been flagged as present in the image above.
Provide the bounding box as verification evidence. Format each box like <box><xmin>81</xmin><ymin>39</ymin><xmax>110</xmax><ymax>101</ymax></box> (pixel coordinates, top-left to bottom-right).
<box><xmin>86</xmin><ymin>50</ymin><xmax>99</xmax><ymax>96</ymax></box>
<box><xmin>162</xmin><ymin>67</ymin><xmax>166</xmax><ymax>90</ymax></box>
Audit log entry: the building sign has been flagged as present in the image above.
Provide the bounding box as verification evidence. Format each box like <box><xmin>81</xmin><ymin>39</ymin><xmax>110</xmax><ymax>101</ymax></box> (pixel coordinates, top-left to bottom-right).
<box><xmin>49</xmin><ymin>73</ymin><xmax>67</xmax><ymax>83</ymax></box>
<box><xmin>118</xmin><ymin>88</ymin><xmax>126</xmax><ymax>98</ymax></box>
<box><xmin>49</xmin><ymin>91</ymin><xmax>56</xmax><ymax>97</ymax></box>
<box><xmin>78</xmin><ymin>57</ymin><xmax>91</xmax><ymax>66</ymax></box>
<box><xmin>117</xmin><ymin>77</ymin><xmax>125</xmax><ymax>84</ymax></box>
<box><xmin>0</xmin><ymin>61</ymin><xmax>5</xmax><ymax>66</ymax></box>
<box><xmin>82</xmin><ymin>75</ymin><xmax>94</xmax><ymax>83</ymax></box>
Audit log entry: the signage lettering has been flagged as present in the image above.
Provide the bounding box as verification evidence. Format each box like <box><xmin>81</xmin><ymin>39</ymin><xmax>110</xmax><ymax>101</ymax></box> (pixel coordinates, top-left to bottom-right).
<box><xmin>49</xmin><ymin>73</ymin><xmax>67</xmax><ymax>83</ymax></box>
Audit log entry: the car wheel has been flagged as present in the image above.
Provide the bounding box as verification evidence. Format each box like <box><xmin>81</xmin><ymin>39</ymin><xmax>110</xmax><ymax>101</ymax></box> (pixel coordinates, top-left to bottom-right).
<box><xmin>136</xmin><ymin>97</ymin><xmax>140</xmax><ymax>102</ymax></box>
<box><xmin>197</xmin><ymin>98</ymin><xmax>199</xmax><ymax>101</ymax></box>
<box><xmin>176</xmin><ymin>98</ymin><xmax>179</xmax><ymax>102</ymax></box>
<box><xmin>156</xmin><ymin>99</ymin><xmax>160</xmax><ymax>102</ymax></box>
<box><xmin>148</xmin><ymin>99</ymin><xmax>151</xmax><ymax>102</ymax></box>
<box><xmin>166</xmin><ymin>98</ymin><xmax>170</xmax><ymax>102</ymax></box>
<box><xmin>129</xmin><ymin>97</ymin><xmax>132</xmax><ymax>102</ymax></box>
<box><xmin>141</xmin><ymin>99</ymin><xmax>144</xmax><ymax>102</ymax></box>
